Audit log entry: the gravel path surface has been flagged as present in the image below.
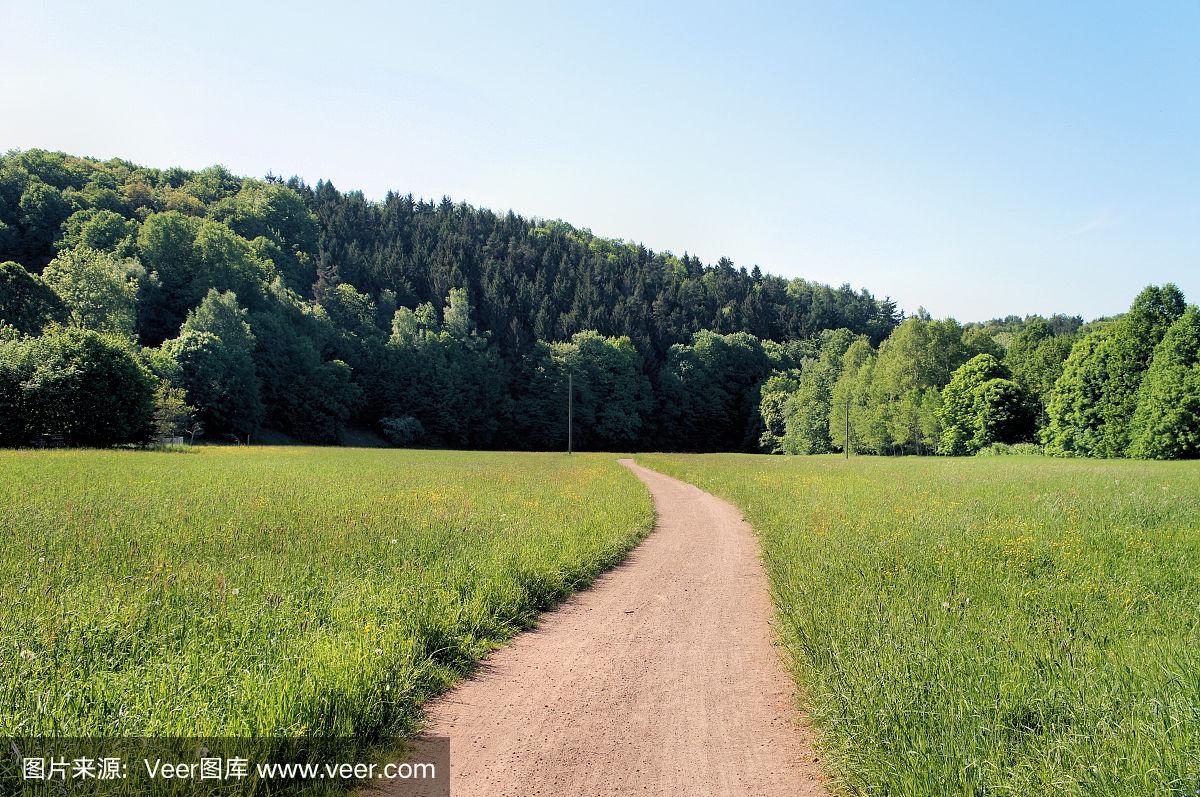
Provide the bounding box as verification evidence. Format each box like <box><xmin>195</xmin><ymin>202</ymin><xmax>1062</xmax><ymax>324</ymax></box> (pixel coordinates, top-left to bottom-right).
<box><xmin>406</xmin><ymin>458</ymin><xmax>829</xmax><ymax>796</ymax></box>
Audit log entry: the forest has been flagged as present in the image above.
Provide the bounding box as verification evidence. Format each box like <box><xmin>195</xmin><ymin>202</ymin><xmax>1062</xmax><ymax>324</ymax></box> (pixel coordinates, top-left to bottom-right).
<box><xmin>1</xmin><ymin>149</ymin><xmax>1196</xmax><ymax>458</ymax></box>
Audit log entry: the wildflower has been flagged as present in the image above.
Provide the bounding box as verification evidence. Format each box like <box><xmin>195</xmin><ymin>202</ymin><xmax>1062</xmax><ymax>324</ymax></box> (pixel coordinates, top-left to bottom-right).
<box><xmin>389</xmin><ymin>539</ymin><xmax>398</xmax><ymax>545</ymax></box>
<box><xmin>37</xmin><ymin>556</ymin><xmax>46</xmax><ymax>564</ymax></box>
<box><xmin>374</xmin><ymin>648</ymin><xmax>384</xmax><ymax>655</ymax></box>
<box><xmin>20</xmin><ymin>650</ymin><xmax>35</xmax><ymax>661</ymax></box>
<box><xmin>230</xmin><ymin>588</ymin><xmax>240</xmax><ymax>596</ymax></box>
<box><xmin>941</xmin><ymin>601</ymin><xmax>951</xmax><ymax>610</ymax></box>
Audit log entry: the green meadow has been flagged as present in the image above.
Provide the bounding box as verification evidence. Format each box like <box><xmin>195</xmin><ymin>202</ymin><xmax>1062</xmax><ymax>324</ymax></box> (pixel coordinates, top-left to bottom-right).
<box><xmin>5</xmin><ymin>445</ymin><xmax>1199</xmax><ymax>796</ymax></box>
<box><xmin>0</xmin><ymin>447</ymin><xmax>652</xmax><ymax>738</ymax></box>
<box><xmin>639</xmin><ymin>453</ymin><xmax>1200</xmax><ymax>796</ymax></box>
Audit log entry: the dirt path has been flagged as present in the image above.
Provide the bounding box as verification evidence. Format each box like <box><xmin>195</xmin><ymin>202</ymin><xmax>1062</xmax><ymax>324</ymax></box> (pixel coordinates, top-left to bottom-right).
<box><xmin>412</xmin><ymin>458</ymin><xmax>828</xmax><ymax>796</ymax></box>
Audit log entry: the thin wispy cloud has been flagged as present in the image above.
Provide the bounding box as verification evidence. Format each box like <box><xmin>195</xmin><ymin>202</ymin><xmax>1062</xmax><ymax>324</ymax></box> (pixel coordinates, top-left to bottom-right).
<box><xmin>1064</xmin><ymin>210</ymin><xmax>1113</xmax><ymax>237</ymax></box>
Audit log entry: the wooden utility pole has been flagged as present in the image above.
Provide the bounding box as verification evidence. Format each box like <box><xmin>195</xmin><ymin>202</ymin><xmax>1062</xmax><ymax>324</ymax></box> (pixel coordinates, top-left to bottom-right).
<box><xmin>567</xmin><ymin>372</ymin><xmax>573</xmax><ymax>455</ymax></box>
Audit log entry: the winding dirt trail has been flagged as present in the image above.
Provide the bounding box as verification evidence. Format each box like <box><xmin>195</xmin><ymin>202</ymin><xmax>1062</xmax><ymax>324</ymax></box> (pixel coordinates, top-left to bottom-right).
<box><xmin>414</xmin><ymin>459</ymin><xmax>828</xmax><ymax>796</ymax></box>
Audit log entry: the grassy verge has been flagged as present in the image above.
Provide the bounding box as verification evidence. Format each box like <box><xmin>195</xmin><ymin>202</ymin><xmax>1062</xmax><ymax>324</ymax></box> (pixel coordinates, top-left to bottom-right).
<box><xmin>639</xmin><ymin>453</ymin><xmax>1200</xmax><ymax>796</ymax></box>
<box><xmin>1</xmin><ymin>447</ymin><xmax>652</xmax><ymax>737</ymax></box>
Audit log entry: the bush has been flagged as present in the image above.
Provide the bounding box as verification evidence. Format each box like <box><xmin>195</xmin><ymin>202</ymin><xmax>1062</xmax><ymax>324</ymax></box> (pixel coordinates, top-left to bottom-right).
<box><xmin>10</xmin><ymin>327</ymin><xmax>156</xmax><ymax>446</ymax></box>
<box><xmin>380</xmin><ymin>416</ymin><xmax>425</xmax><ymax>447</ymax></box>
<box><xmin>975</xmin><ymin>442</ymin><xmax>1044</xmax><ymax>456</ymax></box>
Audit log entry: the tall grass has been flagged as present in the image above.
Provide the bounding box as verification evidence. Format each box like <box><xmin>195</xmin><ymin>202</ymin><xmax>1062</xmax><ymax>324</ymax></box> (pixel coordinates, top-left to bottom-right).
<box><xmin>640</xmin><ymin>453</ymin><xmax>1200</xmax><ymax>796</ymax></box>
<box><xmin>0</xmin><ymin>447</ymin><xmax>652</xmax><ymax>738</ymax></box>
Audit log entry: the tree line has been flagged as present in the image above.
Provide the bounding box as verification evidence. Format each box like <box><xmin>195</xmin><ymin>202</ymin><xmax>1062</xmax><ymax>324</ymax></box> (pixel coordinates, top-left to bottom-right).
<box><xmin>0</xmin><ymin>149</ymin><xmax>892</xmax><ymax>450</ymax></box>
<box><xmin>1</xmin><ymin>149</ymin><xmax>1196</xmax><ymax>458</ymax></box>
<box><xmin>758</xmin><ymin>284</ymin><xmax>1199</xmax><ymax>459</ymax></box>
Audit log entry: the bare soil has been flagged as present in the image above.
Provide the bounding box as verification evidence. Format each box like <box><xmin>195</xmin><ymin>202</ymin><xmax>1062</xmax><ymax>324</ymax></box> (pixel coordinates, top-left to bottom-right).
<box><xmin>406</xmin><ymin>458</ymin><xmax>829</xmax><ymax>796</ymax></box>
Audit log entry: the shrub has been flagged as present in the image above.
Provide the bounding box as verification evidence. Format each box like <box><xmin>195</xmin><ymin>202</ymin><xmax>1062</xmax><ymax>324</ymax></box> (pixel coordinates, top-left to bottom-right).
<box><xmin>975</xmin><ymin>442</ymin><xmax>1044</xmax><ymax>456</ymax></box>
<box><xmin>13</xmin><ymin>327</ymin><xmax>156</xmax><ymax>446</ymax></box>
<box><xmin>380</xmin><ymin>416</ymin><xmax>425</xmax><ymax>447</ymax></box>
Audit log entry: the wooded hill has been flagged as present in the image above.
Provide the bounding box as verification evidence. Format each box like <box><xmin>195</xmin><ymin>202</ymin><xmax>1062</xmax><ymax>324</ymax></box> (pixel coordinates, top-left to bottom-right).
<box><xmin>1</xmin><ymin>149</ymin><xmax>1196</xmax><ymax>457</ymax></box>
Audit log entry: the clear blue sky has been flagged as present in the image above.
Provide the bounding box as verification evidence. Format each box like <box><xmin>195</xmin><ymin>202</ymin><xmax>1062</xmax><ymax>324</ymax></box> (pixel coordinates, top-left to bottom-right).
<box><xmin>3</xmin><ymin>1</ymin><xmax>1196</xmax><ymax>322</ymax></box>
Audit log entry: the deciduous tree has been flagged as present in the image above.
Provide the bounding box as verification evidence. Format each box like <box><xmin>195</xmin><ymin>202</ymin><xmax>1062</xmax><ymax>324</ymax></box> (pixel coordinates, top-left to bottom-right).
<box><xmin>41</xmin><ymin>247</ymin><xmax>141</xmax><ymax>338</ymax></box>
<box><xmin>938</xmin><ymin>354</ymin><xmax>1034</xmax><ymax>455</ymax></box>
<box><xmin>162</xmin><ymin>290</ymin><xmax>264</xmax><ymax>440</ymax></box>
<box><xmin>0</xmin><ymin>260</ymin><xmax>66</xmax><ymax>335</ymax></box>
<box><xmin>1128</xmin><ymin>307</ymin><xmax>1200</xmax><ymax>459</ymax></box>
<box><xmin>14</xmin><ymin>327</ymin><xmax>156</xmax><ymax>446</ymax></box>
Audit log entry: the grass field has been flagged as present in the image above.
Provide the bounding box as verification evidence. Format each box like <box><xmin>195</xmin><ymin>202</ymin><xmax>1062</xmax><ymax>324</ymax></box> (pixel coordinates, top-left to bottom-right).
<box><xmin>639</xmin><ymin>453</ymin><xmax>1200</xmax><ymax>797</ymax></box>
<box><xmin>0</xmin><ymin>447</ymin><xmax>652</xmax><ymax>739</ymax></box>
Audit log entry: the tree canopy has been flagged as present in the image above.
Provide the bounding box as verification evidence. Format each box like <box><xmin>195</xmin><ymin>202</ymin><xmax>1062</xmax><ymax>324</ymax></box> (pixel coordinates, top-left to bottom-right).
<box><xmin>1044</xmin><ymin>285</ymin><xmax>1186</xmax><ymax>457</ymax></box>
<box><xmin>937</xmin><ymin>354</ymin><xmax>1033</xmax><ymax>455</ymax></box>
<box><xmin>1127</xmin><ymin>307</ymin><xmax>1200</xmax><ymax>459</ymax></box>
<box><xmin>0</xmin><ymin>149</ymin><xmax>1194</xmax><ymax>458</ymax></box>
